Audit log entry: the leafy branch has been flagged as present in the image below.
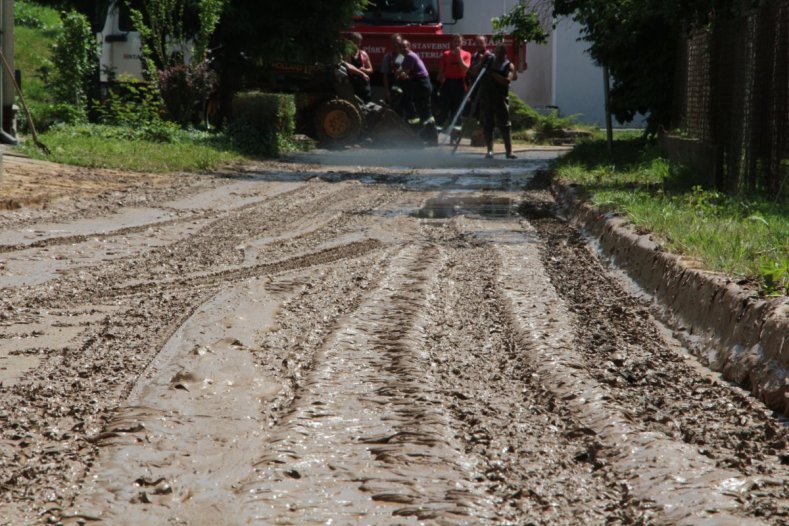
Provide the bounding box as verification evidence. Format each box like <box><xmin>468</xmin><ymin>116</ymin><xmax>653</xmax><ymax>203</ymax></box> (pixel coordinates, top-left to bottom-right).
<box><xmin>492</xmin><ymin>2</ymin><xmax>549</xmax><ymax>45</ymax></box>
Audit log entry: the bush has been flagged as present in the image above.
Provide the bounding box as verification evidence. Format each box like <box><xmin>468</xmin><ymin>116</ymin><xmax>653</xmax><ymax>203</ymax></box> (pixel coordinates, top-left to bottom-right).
<box><xmin>508</xmin><ymin>92</ymin><xmax>591</xmax><ymax>143</ymax></box>
<box><xmin>227</xmin><ymin>91</ymin><xmax>296</xmax><ymax>156</ymax></box>
<box><xmin>509</xmin><ymin>92</ymin><xmax>541</xmax><ymax>131</ymax></box>
<box><xmin>158</xmin><ymin>62</ymin><xmax>218</xmax><ymax>126</ymax></box>
<box><xmin>31</xmin><ymin>102</ymin><xmax>87</xmax><ymax>131</ymax></box>
<box><xmin>49</xmin><ymin>10</ymin><xmax>98</xmax><ymax>122</ymax></box>
<box><xmin>94</xmin><ymin>77</ymin><xmax>164</xmax><ymax>127</ymax></box>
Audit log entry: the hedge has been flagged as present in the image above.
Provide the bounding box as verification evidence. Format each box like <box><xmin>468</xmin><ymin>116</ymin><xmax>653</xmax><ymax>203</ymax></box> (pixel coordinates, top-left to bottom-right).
<box><xmin>228</xmin><ymin>91</ymin><xmax>296</xmax><ymax>156</ymax></box>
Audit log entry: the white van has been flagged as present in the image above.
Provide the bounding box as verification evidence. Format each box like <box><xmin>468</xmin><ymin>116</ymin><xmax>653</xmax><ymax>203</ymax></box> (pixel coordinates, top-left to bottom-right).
<box><xmin>96</xmin><ymin>0</ymin><xmax>144</xmax><ymax>83</ymax></box>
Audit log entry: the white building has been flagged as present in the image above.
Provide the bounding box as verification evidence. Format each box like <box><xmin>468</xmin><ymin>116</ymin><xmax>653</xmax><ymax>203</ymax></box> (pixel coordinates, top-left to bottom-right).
<box><xmin>444</xmin><ymin>0</ymin><xmax>642</xmax><ymax>127</ymax></box>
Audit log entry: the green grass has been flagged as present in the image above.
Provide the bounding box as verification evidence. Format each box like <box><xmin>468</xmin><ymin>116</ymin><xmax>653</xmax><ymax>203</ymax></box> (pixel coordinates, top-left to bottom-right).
<box><xmin>14</xmin><ymin>13</ymin><xmax>60</xmax><ymax>119</ymax></box>
<box><xmin>17</xmin><ymin>0</ymin><xmax>62</xmax><ymax>30</ymax></box>
<box><xmin>20</xmin><ymin>124</ymin><xmax>247</xmax><ymax>173</ymax></box>
<box><xmin>13</xmin><ymin>2</ymin><xmax>267</xmax><ymax>172</ymax></box>
<box><xmin>554</xmin><ymin>138</ymin><xmax>789</xmax><ymax>296</ymax></box>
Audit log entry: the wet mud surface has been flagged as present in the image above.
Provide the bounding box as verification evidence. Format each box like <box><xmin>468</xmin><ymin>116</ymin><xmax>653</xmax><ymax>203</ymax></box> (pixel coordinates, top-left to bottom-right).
<box><xmin>0</xmin><ymin>148</ymin><xmax>787</xmax><ymax>525</ymax></box>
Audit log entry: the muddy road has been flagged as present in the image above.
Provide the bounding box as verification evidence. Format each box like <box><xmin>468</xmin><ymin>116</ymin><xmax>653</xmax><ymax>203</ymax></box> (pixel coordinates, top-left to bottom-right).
<box><xmin>1</xmin><ymin>148</ymin><xmax>787</xmax><ymax>525</ymax></box>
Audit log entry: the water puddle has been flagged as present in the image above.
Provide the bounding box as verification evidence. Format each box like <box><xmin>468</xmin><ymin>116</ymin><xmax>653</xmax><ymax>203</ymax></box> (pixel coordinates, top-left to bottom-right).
<box><xmin>411</xmin><ymin>195</ymin><xmax>516</xmax><ymax>219</ymax></box>
<box><xmin>251</xmin><ymin>148</ymin><xmax>563</xmax><ymax>192</ymax></box>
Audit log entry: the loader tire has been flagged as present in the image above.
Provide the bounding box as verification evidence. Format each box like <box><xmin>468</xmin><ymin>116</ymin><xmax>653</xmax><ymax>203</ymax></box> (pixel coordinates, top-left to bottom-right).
<box><xmin>313</xmin><ymin>99</ymin><xmax>362</xmax><ymax>146</ymax></box>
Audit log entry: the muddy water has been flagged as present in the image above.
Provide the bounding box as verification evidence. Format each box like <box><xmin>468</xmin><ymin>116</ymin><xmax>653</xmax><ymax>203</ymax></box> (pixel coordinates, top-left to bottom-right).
<box><xmin>1</xmin><ymin>149</ymin><xmax>787</xmax><ymax>525</ymax></box>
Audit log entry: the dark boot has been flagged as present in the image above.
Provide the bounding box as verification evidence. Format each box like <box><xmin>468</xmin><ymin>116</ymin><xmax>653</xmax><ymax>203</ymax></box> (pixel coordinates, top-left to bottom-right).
<box><xmin>503</xmin><ymin>126</ymin><xmax>516</xmax><ymax>159</ymax></box>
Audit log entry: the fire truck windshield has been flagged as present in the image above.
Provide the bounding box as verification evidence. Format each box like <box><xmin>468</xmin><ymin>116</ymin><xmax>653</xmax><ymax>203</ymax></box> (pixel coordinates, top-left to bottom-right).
<box><xmin>359</xmin><ymin>0</ymin><xmax>439</xmax><ymax>25</ymax></box>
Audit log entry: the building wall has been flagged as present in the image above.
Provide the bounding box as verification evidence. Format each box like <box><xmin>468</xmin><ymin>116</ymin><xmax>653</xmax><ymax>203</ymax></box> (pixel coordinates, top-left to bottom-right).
<box><xmin>552</xmin><ymin>18</ymin><xmax>606</xmax><ymax>126</ymax></box>
<box><xmin>442</xmin><ymin>0</ymin><xmax>551</xmax><ymax>106</ymax></box>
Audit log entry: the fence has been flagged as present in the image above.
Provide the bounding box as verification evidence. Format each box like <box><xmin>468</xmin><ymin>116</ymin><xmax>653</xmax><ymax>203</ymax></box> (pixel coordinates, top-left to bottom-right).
<box><xmin>670</xmin><ymin>0</ymin><xmax>789</xmax><ymax>198</ymax></box>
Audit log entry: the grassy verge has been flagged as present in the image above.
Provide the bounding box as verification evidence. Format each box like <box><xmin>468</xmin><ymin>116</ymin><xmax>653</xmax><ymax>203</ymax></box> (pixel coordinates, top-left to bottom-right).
<box><xmin>554</xmin><ymin>138</ymin><xmax>789</xmax><ymax>296</ymax></box>
<box><xmin>14</xmin><ymin>1</ymin><xmax>278</xmax><ymax>173</ymax></box>
<box><xmin>15</xmin><ymin>0</ymin><xmax>62</xmax><ymax>129</ymax></box>
<box><xmin>19</xmin><ymin>124</ymin><xmax>247</xmax><ymax>173</ymax></box>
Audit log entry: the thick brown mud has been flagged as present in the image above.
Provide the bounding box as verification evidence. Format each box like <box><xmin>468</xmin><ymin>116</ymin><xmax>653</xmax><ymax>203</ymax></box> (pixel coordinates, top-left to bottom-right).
<box><xmin>0</xmin><ymin>150</ymin><xmax>787</xmax><ymax>525</ymax></box>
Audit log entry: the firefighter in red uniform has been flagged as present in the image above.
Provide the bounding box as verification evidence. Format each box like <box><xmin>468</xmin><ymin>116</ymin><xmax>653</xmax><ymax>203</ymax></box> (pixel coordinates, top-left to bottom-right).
<box><xmin>437</xmin><ymin>34</ymin><xmax>471</xmax><ymax>128</ymax></box>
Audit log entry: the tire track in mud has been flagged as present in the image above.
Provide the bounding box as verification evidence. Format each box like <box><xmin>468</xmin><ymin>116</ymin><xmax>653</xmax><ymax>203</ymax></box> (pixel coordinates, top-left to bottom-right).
<box><xmin>520</xmin><ymin>187</ymin><xmax>789</xmax><ymax>523</ymax></box>
<box><xmin>94</xmin><ymin>239</ymin><xmax>385</xmax><ymax>299</ymax></box>
<box><xmin>0</xmin><ymin>180</ymin><xmax>313</xmax><ymax>255</ymax></box>
<box><xmin>0</xmin><ymin>215</ymin><xmax>210</xmax><ymax>254</ymax></box>
<box><xmin>0</xmin><ymin>181</ymin><xmax>402</xmax><ymax>524</ymax></box>
<box><xmin>486</xmin><ymin>219</ymin><xmax>754</xmax><ymax>524</ymax></box>
<box><xmin>1</xmin><ymin>182</ymin><xmax>397</xmax><ymax>308</ymax></box>
<box><xmin>240</xmin><ymin>243</ymin><xmax>492</xmax><ymax>524</ymax></box>
<box><xmin>0</xmin><ymin>286</ymin><xmax>212</xmax><ymax>523</ymax></box>
<box><xmin>417</xmin><ymin>219</ymin><xmax>632</xmax><ymax>525</ymax></box>
<box><xmin>471</xmin><ymin>208</ymin><xmax>786</xmax><ymax>524</ymax></box>
<box><xmin>63</xmin><ymin>247</ymin><xmax>398</xmax><ymax>525</ymax></box>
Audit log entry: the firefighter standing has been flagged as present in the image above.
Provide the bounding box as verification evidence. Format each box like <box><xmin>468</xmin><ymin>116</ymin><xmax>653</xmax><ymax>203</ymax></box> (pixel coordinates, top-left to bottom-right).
<box><xmin>478</xmin><ymin>44</ymin><xmax>517</xmax><ymax>159</ymax></box>
<box><xmin>466</xmin><ymin>34</ymin><xmax>494</xmax><ymax>120</ymax></box>
<box><xmin>437</xmin><ymin>34</ymin><xmax>471</xmax><ymax>128</ymax></box>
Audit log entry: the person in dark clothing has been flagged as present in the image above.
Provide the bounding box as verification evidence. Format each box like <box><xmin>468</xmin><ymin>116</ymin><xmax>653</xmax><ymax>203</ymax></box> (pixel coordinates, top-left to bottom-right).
<box><xmin>381</xmin><ymin>33</ymin><xmax>404</xmax><ymax>106</ymax></box>
<box><xmin>467</xmin><ymin>36</ymin><xmax>493</xmax><ymax>90</ymax></box>
<box><xmin>397</xmin><ymin>39</ymin><xmax>434</xmax><ymax>125</ymax></box>
<box><xmin>477</xmin><ymin>44</ymin><xmax>517</xmax><ymax>159</ymax></box>
<box><xmin>465</xmin><ymin>34</ymin><xmax>494</xmax><ymax>119</ymax></box>
<box><xmin>344</xmin><ymin>32</ymin><xmax>373</xmax><ymax>102</ymax></box>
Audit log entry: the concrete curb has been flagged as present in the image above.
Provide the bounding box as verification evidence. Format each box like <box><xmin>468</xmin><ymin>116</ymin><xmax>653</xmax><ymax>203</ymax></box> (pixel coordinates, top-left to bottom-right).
<box><xmin>554</xmin><ymin>183</ymin><xmax>789</xmax><ymax>416</ymax></box>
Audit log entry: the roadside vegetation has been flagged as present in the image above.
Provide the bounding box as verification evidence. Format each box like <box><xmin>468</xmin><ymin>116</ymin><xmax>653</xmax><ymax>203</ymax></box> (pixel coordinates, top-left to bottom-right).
<box><xmin>14</xmin><ymin>0</ymin><xmax>297</xmax><ymax>172</ymax></box>
<box><xmin>554</xmin><ymin>137</ymin><xmax>789</xmax><ymax>296</ymax></box>
<box><xmin>15</xmin><ymin>0</ymin><xmax>62</xmax><ymax>130</ymax></box>
<box><xmin>509</xmin><ymin>94</ymin><xmax>598</xmax><ymax>145</ymax></box>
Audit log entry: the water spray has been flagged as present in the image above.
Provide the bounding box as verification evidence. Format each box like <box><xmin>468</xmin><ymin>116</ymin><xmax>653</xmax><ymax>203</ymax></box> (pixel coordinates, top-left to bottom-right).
<box><xmin>439</xmin><ymin>66</ymin><xmax>488</xmax><ymax>148</ymax></box>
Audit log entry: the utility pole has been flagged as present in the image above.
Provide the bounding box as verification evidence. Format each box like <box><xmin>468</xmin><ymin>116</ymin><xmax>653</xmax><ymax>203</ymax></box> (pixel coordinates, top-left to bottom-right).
<box><xmin>603</xmin><ymin>65</ymin><xmax>613</xmax><ymax>155</ymax></box>
<box><xmin>1</xmin><ymin>0</ymin><xmax>14</xmax><ymax>139</ymax></box>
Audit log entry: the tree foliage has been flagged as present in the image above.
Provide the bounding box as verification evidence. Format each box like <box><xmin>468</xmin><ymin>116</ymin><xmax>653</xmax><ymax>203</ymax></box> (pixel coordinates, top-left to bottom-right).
<box><xmin>50</xmin><ymin>9</ymin><xmax>99</xmax><ymax>121</ymax></box>
<box><xmin>212</xmin><ymin>0</ymin><xmax>368</xmax><ymax>118</ymax></box>
<box><xmin>493</xmin><ymin>3</ymin><xmax>549</xmax><ymax>45</ymax></box>
<box><xmin>553</xmin><ymin>0</ymin><xmax>748</xmax><ymax>132</ymax></box>
<box><xmin>215</xmin><ymin>0</ymin><xmax>368</xmax><ymax>66</ymax></box>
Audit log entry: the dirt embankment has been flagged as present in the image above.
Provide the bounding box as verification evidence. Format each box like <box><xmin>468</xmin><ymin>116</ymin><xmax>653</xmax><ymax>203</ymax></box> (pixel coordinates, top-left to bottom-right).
<box><xmin>0</xmin><ymin>150</ymin><xmax>787</xmax><ymax>525</ymax></box>
<box><xmin>554</xmin><ymin>184</ymin><xmax>789</xmax><ymax>416</ymax></box>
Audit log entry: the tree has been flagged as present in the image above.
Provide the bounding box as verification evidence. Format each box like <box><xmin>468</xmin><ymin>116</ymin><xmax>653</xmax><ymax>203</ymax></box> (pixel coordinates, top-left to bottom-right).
<box><xmin>492</xmin><ymin>2</ymin><xmax>550</xmax><ymax>45</ymax></box>
<box><xmin>553</xmin><ymin>0</ymin><xmax>744</xmax><ymax>132</ymax></box>
<box><xmin>110</xmin><ymin>0</ymin><xmax>224</xmax><ymax>125</ymax></box>
<box><xmin>212</xmin><ymin>0</ymin><xmax>368</xmax><ymax>118</ymax></box>
<box><xmin>50</xmin><ymin>9</ymin><xmax>99</xmax><ymax>122</ymax></box>
<box><xmin>215</xmin><ymin>0</ymin><xmax>368</xmax><ymax>66</ymax></box>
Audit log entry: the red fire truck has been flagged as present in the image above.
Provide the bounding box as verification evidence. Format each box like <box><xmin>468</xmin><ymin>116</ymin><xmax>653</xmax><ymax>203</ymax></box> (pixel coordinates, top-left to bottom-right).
<box><xmin>98</xmin><ymin>0</ymin><xmax>524</xmax><ymax>145</ymax></box>
<box><xmin>270</xmin><ymin>0</ymin><xmax>525</xmax><ymax>145</ymax></box>
<box><xmin>353</xmin><ymin>0</ymin><xmax>524</xmax><ymax>80</ymax></box>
